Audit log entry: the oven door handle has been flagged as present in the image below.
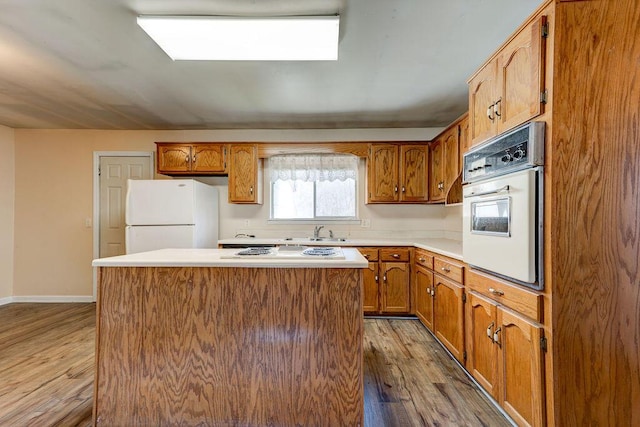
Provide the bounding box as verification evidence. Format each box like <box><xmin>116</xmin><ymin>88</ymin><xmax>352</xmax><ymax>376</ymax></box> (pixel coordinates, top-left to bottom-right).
<box><xmin>464</xmin><ymin>185</ymin><xmax>510</xmax><ymax>198</ymax></box>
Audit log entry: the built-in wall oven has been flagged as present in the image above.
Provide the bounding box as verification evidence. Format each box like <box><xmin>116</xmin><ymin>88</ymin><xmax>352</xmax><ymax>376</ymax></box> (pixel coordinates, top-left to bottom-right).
<box><xmin>462</xmin><ymin>122</ymin><xmax>545</xmax><ymax>290</ymax></box>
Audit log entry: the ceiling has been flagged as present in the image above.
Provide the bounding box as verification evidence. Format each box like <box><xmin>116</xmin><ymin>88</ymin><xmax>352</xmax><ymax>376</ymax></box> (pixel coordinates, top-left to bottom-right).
<box><xmin>0</xmin><ymin>0</ymin><xmax>542</xmax><ymax>130</ymax></box>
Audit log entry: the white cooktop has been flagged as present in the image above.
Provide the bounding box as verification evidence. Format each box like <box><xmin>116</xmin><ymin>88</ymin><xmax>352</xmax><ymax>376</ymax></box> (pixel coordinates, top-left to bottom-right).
<box><xmin>220</xmin><ymin>246</ymin><xmax>346</xmax><ymax>260</ymax></box>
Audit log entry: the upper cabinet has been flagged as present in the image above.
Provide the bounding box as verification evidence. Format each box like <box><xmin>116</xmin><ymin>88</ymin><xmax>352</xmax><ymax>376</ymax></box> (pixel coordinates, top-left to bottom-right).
<box><xmin>156</xmin><ymin>143</ymin><xmax>227</xmax><ymax>175</ymax></box>
<box><xmin>429</xmin><ymin>113</ymin><xmax>467</xmax><ymax>204</ymax></box>
<box><xmin>468</xmin><ymin>15</ymin><xmax>548</xmax><ymax>147</ymax></box>
<box><xmin>367</xmin><ymin>143</ymin><xmax>429</xmax><ymax>204</ymax></box>
<box><xmin>228</xmin><ymin>144</ymin><xmax>262</xmax><ymax>204</ymax></box>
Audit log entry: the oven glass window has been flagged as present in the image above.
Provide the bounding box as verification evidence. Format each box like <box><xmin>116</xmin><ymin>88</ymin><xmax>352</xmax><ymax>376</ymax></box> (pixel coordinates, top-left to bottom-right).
<box><xmin>471</xmin><ymin>197</ymin><xmax>510</xmax><ymax>236</ymax></box>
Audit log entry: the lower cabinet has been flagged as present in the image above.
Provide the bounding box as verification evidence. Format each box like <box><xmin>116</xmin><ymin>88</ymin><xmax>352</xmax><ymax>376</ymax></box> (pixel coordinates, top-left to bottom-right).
<box><xmin>362</xmin><ymin>261</ymin><xmax>379</xmax><ymax>313</ymax></box>
<box><xmin>414</xmin><ymin>265</ymin><xmax>434</xmax><ymax>330</ymax></box>
<box><xmin>433</xmin><ymin>274</ymin><xmax>465</xmax><ymax>362</ymax></box>
<box><xmin>466</xmin><ymin>281</ymin><xmax>546</xmax><ymax>427</ymax></box>
<box><xmin>359</xmin><ymin>247</ymin><xmax>411</xmax><ymax>315</ymax></box>
<box><xmin>412</xmin><ymin>249</ymin><xmax>465</xmax><ymax>363</ymax></box>
<box><xmin>380</xmin><ymin>261</ymin><xmax>411</xmax><ymax>313</ymax></box>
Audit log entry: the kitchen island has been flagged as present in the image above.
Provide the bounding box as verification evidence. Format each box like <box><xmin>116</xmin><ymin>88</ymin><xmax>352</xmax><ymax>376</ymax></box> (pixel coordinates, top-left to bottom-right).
<box><xmin>91</xmin><ymin>248</ymin><xmax>368</xmax><ymax>426</ymax></box>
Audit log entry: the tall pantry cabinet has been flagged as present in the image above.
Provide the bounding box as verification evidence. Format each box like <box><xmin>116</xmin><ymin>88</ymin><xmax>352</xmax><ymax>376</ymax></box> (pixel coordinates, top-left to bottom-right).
<box><xmin>466</xmin><ymin>1</ymin><xmax>640</xmax><ymax>425</ymax></box>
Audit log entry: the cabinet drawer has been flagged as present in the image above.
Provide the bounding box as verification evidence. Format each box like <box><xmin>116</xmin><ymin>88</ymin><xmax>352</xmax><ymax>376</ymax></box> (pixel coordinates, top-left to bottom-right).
<box><xmin>466</xmin><ymin>268</ymin><xmax>542</xmax><ymax>322</ymax></box>
<box><xmin>415</xmin><ymin>249</ymin><xmax>434</xmax><ymax>269</ymax></box>
<box><xmin>358</xmin><ymin>247</ymin><xmax>379</xmax><ymax>262</ymax></box>
<box><xmin>380</xmin><ymin>248</ymin><xmax>410</xmax><ymax>262</ymax></box>
<box><xmin>434</xmin><ymin>256</ymin><xmax>464</xmax><ymax>283</ymax></box>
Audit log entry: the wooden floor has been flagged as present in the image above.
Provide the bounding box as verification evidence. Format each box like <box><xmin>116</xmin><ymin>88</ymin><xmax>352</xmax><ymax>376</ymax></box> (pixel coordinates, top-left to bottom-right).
<box><xmin>0</xmin><ymin>303</ymin><xmax>510</xmax><ymax>427</ymax></box>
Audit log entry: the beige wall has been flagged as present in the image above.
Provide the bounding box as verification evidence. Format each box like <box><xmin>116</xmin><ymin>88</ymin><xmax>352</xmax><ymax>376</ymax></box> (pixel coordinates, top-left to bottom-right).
<box><xmin>0</xmin><ymin>125</ymin><xmax>15</xmax><ymax>301</ymax></box>
<box><xmin>13</xmin><ymin>127</ymin><xmax>462</xmax><ymax>298</ymax></box>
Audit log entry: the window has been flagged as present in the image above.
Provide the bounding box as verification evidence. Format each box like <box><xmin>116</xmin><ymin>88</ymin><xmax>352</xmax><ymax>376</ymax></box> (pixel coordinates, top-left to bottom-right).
<box><xmin>270</xmin><ymin>154</ymin><xmax>358</xmax><ymax>220</ymax></box>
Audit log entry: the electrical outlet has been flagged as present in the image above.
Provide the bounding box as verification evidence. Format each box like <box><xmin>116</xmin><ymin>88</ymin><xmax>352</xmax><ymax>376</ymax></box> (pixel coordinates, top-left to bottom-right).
<box><xmin>360</xmin><ymin>219</ymin><xmax>371</xmax><ymax>228</ymax></box>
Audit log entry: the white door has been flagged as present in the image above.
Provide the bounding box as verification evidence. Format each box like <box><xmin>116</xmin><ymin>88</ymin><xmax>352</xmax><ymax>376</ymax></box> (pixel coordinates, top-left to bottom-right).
<box><xmin>99</xmin><ymin>156</ymin><xmax>152</xmax><ymax>258</ymax></box>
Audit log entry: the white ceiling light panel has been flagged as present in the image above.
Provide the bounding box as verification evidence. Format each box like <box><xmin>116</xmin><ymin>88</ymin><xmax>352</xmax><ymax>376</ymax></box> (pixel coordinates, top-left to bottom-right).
<box><xmin>137</xmin><ymin>15</ymin><xmax>340</xmax><ymax>61</ymax></box>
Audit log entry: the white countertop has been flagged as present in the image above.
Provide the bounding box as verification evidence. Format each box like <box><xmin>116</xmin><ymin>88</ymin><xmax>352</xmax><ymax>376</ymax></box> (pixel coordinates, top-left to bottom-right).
<box><xmin>92</xmin><ymin>248</ymin><xmax>368</xmax><ymax>268</ymax></box>
<box><xmin>218</xmin><ymin>237</ymin><xmax>463</xmax><ymax>261</ymax></box>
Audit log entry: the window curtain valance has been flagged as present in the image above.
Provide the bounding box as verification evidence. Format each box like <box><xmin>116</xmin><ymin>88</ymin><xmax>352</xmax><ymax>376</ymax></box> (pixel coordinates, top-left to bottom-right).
<box><xmin>269</xmin><ymin>154</ymin><xmax>358</xmax><ymax>182</ymax></box>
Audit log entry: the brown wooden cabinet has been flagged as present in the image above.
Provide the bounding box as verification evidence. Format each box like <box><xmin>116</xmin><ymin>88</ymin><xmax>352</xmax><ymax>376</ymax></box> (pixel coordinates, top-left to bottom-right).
<box><xmin>430</xmin><ymin>126</ymin><xmax>460</xmax><ymax>202</ymax></box>
<box><xmin>429</xmin><ymin>139</ymin><xmax>445</xmax><ymax>202</ymax></box>
<box><xmin>379</xmin><ymin>248</ymin><xmax>411</xmax><ymax>313</ymax></box>
<box><xmin>465</xmin><ymin>270</ymin><xmax>545</xmax><ymax>427</ymax></box>
<box><xmin>412</xmin><ymin>249</ymin><xmax>466</xmax><ymax>363</ymax></box>
<box><xmin>414</xmin><ymin>265</ymin><xmax>434</xmax><ymax>330</ymax></box>
<box><xmin>458</xmin><ymin>114</ymin><xmax>470</xmax><ymax>167</ymax></box>
<box><xmin>359</xmin><ymin>248</ymin><xmax>380</xmax><ymax>314</ymax></box>
<box><xmin>156</xmin><ymin>143</ymin><xmax>227</xmax><ymax>175</ymax></box>
<box><xmin>429</xmin><ymin>113</ymin><xmax>466</xmax><ymax>204</ymax></box>
<box><xmin>360</xmin><ymin>247</ymin><xmax>412</xmax><ymax>315</ymax></box>
<box><xmin>367</xmin><ymin>143</ymin><xmax>429</xmax><ymax>203</ymax></box>
<box><xmin>468</xmin><ymin>14</ymin><xmax>547</xmax><ymax>147</ymax></box>
<box><xmin>433</xmin><ymin>273</ymin><xmax>465</xmax><ymax>362</ymax></box>
<box><xmin>228</xmin><ymin>144</ymin><xmax>262</xmax><ymax>204</ymax></box>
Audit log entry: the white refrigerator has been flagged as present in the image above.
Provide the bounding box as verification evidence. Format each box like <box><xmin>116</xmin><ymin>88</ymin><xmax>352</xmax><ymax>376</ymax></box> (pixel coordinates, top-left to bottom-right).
<box><xmin>125</xmin><ymin>179</ymin><xmax>219</xmax><ymax>254</ymax></box>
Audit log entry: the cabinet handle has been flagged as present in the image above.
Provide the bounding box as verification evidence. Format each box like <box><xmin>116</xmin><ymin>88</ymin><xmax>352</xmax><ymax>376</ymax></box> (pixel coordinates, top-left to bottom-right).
<box><xmin>392</xmin><ymin>254</ymin><xmax>400</xmax><ymax>259</ymax></box>
<box><xmin>494</xmin><ymin>98</ymin><xmax>501</xmax><ymax>117</ymax></box>
<box><xmin>441</xmin><ymin>266</ymin><xmax>451</xmax><ymax>273</ymax></box>
<box><xmin>419</xmin><ymin>257</ymin><xmax>425</xmax><ymax>262</ymax></box>
<box><xmin>185</xmin><ymin>155</ymin><xmax>189</xmax><ymax>163</ymax></box>
<box><xmin>383</xmin><ymin>274</ymin><xmax>387</xmax><ymax>282</ymax></box>
<box><xmin>493</xmin><ymin>327</ymin><xmax>502</xmax><ymax>347</ymax></box>
<box><xmin>192</xmin><ymin>154</ymin><xmax>196</xmax><ymax>162</ymax></box>
<box><xmin>487</xmin><ymin>103</ymin><xmax>495</xmax><ymax>121</ymax></box>
<box><xmin>375</xmin><ymin>275</ymin><xmax>378</xmax><ymax>282</ymax></box>
<box><xmin>402</xmin><ymin>186</ymin><xmax>406</xmax><ymax>192</ymax></box>
<box><xmin>394</xmin><ymin>185</ymin><xmax>398</xmax><ymax>193</ymax></box>
<box><xmin>488</xmin><ymin>287</ymin><xmax>504</xmax><ymax>296</ymax></box>
<box><xmin>430</xmin><ymin>288</ymin><xmax>435</xmax><ymax>297</ymax></box>
<box><xmin>364</xmin><ymin>254</ymin><xmax>370</xmax><ymax>259</ymax></box>
<box><xmin>249</xmin><ymin>186</ymin><xmax>254</xmax><ymax>194</ymax></box>
<box><xmin>486</xmin><ymin>321</ymin><xmax>494</xmax><ymax>339</ymax></box>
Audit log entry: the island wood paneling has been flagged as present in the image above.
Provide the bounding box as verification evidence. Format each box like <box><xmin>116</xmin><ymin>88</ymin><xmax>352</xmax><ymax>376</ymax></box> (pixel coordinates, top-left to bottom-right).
<box><xmin>550</xmin><ymin>0</ymin><xmax>640</xmax><ymax>425</ymax></box>
<box><xmin>94</xmin><ymin>266</ymin><xmax>363</xmax><ymax>426</ymax></box>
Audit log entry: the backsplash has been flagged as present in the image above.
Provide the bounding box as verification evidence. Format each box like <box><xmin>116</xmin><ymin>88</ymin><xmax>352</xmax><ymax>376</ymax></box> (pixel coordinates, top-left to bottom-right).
<box><xmin>196</xmin><ymin>173</ymin><xmax>463</xmax><ymax>241</ymax></box>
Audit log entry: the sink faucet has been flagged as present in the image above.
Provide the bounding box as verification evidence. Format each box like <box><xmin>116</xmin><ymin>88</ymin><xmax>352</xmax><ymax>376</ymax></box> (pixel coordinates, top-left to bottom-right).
<box><xmin>313</xmin><ymin>225</ymin><xmax>324</xmax><ymax>239</ymax></box>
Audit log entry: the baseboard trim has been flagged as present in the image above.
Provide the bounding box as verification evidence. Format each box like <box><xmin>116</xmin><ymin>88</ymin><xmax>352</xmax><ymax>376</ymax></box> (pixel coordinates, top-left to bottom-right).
<box><xmin>0</xmin><ymin>296</ymin><xmax>13</xmax><ymax>306</ymax></box>
<box><xmin>9</xmin><ymin>296</ymin><xmax>94</xmax><ymax>303</ymax></box>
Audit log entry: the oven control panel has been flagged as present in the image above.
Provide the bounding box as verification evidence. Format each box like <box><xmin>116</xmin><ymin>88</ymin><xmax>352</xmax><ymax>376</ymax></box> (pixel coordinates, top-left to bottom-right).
<box><xmin>463</xmin><ymin>121</ymin><xmax>545</xmax><ymax>183</ymax></box>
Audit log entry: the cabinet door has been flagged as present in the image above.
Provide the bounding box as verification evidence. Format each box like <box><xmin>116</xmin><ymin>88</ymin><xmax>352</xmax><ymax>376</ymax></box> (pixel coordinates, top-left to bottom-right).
<box><xmin>400</xmin><ymin>145</ymin><xmax>429</xmax><ymax>202</ymax></box>
<box><xmin>191</xmin><ymin>144</ymin><xmax>227</xmax><ymax>174</ymax></box>
<box><xmin>443</xmin><ymin>128</ymin><xmax>460</xmax><ymax>193</ymax></box>
<box><xmin>433</xmin><ymin>274</ymin><xmax>465</xmax><ymax>362</ymax></box>
<box><xmin>228</xmin><ymin>144</ymin><xmax>260</xmax><ymax>203</ymax></box>
<box><xmin>466</xmin><ymin>291</ymin><xmax>499</xmax><ymax>399</ymax></box>
<box><xmin>496</xmin><ymin>306</ymin><xmax>545</xmax><ymax>427</ymax></box>
<box><xmin>380</xmin><ymin>262</ymin><xmax>410</xmax><ymax>313</ymax></box>
<box><xmin>496</xmin><ymin>15</ymin><xmax>547</xmax><ymax>135</ymax></box>
<box><xmin>157</xmin><ymin>144</ymin><xmax>191</xmax><ymax>174</ymax></box>
<box><xmin>415</xmin><ymin>266</ymin><xmax>434</xmax><ymax>331</ymax></box>
<box><xmin>458</xmin><ymin>114</ymin><xmax>470</xmax><ymax>168</ymax></box>
<box><xmin>363</xmin><ymin>262</ymin><xmax>379</xmax><ymax>314</ymax></box>
<box><xmin>468</xmin><ymin>62</ymin><xmax>497</xmax><ymax>146</ymax></box>
<box><xmin>367</xmin><ymin>144</ymin><xmax>399</xmax><ymax>203</ymax></box>
<box><xmin>429</xmin><ymin>139</ymin><xmax>444</xmax><ymax>201</ymax></box>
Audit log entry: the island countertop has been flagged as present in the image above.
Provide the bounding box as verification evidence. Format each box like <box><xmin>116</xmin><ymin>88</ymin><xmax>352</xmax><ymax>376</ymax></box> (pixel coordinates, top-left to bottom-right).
<box><xmin>92</xmin><ymin>247</ymin><xmax>368</xmax><ymax>268</ymax></box>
